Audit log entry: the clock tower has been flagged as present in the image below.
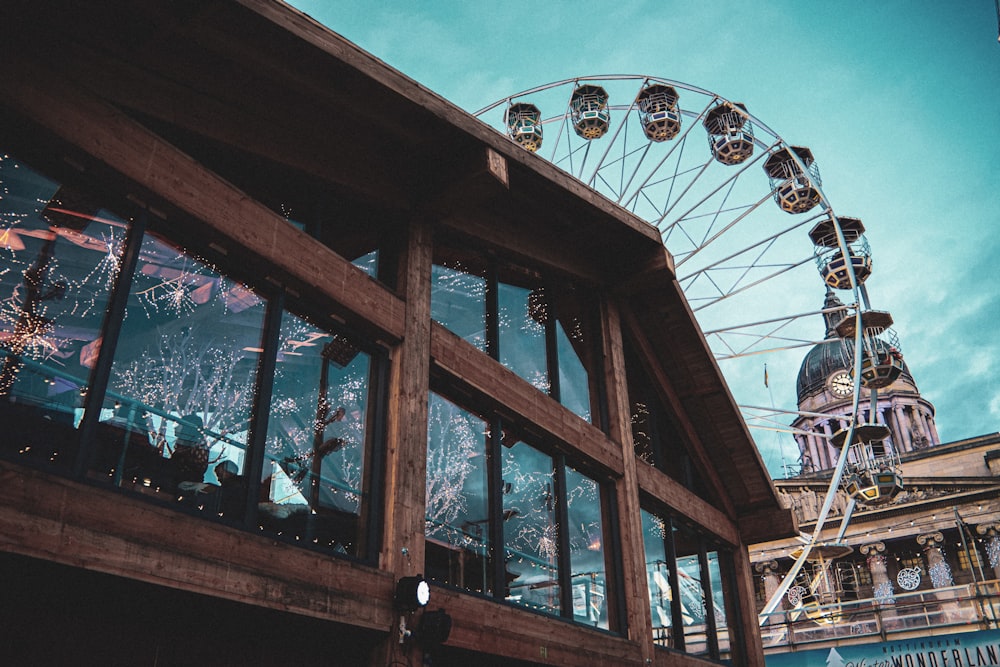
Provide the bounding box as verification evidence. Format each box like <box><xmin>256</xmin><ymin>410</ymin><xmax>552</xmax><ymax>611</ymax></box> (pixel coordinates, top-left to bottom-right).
<box><xmin>790</xmin><ymin>288</ymin><xmax>939</xmax><ymax>473</ymax></box>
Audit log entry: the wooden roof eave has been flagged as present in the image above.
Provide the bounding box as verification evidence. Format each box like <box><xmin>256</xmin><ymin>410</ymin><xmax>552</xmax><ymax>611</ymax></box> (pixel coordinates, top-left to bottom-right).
<box><xmin>618</xmin><ymin>262</ymin><xmax>797</xmax><ymax>542</ymax></box>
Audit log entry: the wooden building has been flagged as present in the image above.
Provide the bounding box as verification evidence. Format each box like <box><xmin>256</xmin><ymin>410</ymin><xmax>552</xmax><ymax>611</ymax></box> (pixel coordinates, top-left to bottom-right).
<box><xmin>0</xmin><ymin>1</ymin><xmax>795</xmax><ymax>665</ymax></box>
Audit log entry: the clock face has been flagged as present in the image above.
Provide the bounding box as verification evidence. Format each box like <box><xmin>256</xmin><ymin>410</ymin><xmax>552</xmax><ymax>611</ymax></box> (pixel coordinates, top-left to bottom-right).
<box><xmin>829</xmin><ymin>371</ymin><xmax>853</xmax><ymax>397</ymax></box>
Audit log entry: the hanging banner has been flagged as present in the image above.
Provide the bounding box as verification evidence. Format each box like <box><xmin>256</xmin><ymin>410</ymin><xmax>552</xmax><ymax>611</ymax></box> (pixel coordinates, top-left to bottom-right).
<box><xmin>765</xmin><ymin>629</ymin><xmax>1000</xmax><ymax>667</ymax></box>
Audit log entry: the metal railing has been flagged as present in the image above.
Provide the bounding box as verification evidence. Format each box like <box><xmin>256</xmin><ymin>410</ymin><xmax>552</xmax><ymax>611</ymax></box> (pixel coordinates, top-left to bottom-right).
<box><xmin>759</xmin><ymin>580</ymin><xmax>1000</xmax><ymax>652</ymax></box>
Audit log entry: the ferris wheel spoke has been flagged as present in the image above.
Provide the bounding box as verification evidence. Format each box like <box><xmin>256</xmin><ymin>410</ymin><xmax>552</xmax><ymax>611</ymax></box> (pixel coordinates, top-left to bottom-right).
<box><xmin>477</xmin><ymin>80</ymin><xmax>888</xmax><ymax>622</ymax></box>
<box><xmin>686</xmin><ymin>255</ymin><xmax>815</xmax><ymax>312</ymax></box>
<box><xmin>621</xmin><ymin>97</ymin><xmax>718</xmax><ymax>212</ymax></box>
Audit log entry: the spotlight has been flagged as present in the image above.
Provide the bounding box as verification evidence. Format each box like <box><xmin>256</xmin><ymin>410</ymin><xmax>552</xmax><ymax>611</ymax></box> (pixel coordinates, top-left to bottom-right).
<box><xmin>395</xmin><ymin>574</ymin><xmax>430</xmax><ymax>612</ymax></box>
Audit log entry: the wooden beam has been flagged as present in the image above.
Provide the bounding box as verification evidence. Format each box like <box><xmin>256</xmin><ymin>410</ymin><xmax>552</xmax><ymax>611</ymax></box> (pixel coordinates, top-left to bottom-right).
<box><xmin>600</xmin><ymin>298</ymin><xmax>655</xmax><ymax>659</ymax></box>
<box><xmin>429</xmin><ymin>585</ymin><xmax>642</xmax><ymax>666</ymax></box>
<box><xmin>0</xmin><ymin>460</ymin><xmax>395</xmax><ymax>630</ymax></box>
<box><xmin>430</xmin><ymin>323</ymin><xmax>624</xmax><ymax>477</ymax></box>
<box><xmin>731</xmin><ymin>543</ymin><xmax>768</xmax><ymax>667</ymax></box>
<box><xmin>0</xmin><ymin>56</ymin><xmax>406</xmax><ymax>342</ymax></box>
<box><xmin>380</xmin><ymin>220</ymin><xmax>433</xmax><ymax>575</ymax></box>
<box><xmin>620</xmin><ymin>306</ymin><xmax>738</xmax><ymax>519</ymax></box>
<box><xmin>737</xmin><ymin>507</ymin><xmax>798</xmax><ymax>545</ymax></box>
<box><xmin>635</xmin><ymin>460</ymin><xmax>740</xmax><ymax>546</ymax></box>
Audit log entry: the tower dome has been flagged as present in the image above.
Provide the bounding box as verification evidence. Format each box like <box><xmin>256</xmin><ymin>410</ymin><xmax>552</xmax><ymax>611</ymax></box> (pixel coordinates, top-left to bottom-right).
<box><xmin>790</xmin><ymin>291</ymin><xmax>939</xmax><ymax>473</ymax></box>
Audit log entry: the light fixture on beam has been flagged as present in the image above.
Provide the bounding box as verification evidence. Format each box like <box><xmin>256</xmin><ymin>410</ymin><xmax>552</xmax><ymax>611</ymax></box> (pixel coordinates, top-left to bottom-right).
<box><xmin>395</xmin><ymin>574</ymin><xmax>430</xmax><ymax>612</ymax></box>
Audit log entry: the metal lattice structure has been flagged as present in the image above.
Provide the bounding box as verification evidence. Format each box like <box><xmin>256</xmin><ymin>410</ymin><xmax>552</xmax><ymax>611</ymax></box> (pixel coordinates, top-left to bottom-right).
<box><xmin>475</xmin><ymin>75</ymin><xmax>907</xmax><ymax>622</ymax></box>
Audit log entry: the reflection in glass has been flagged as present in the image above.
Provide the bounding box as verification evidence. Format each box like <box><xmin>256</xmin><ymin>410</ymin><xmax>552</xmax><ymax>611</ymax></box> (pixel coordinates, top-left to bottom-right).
<box><xmin>262</xmin><ymin>312</ymin><xmax>373</xmax><ymax>556</ymax></box>
<box><xmin>566</xmin><ymin>465</ymin><xmax>608</xmax><ymax>628</ymax></box>
<box><xmin>642</xmin><ymin>509</ymin><xmax>676</xmax><ymax>648</ymax></box>
<box><xmin>707</xmin><ymin>549</ymin><xmax>732</xmax><ymax>660</ymax></box>
<box><xmin>431</xmin><ymin>261</ymin><xmax>486</xmax><ymax>351</ymax></box>
<box><xmin>556</xmin><ymin>321</ymin><xmax>590</xmax><ymax>421</ymax></box>
<box><xmin>92</xmin><ymin>232</ymin><xmax>265</xmax><ymax>518</ymax></box>
<box><xmin>351</xmin><ymin>250</ymin><xmax>378</xmax><ymax>278</ymax></box>
<box><xmin>424</xmin><ymin>393</ymin><xmax>491</xmax><ymax>593</ymax></box>
<box><xmin>498</xmin><ymin>282</ymin><xmax>548</xmax><ymax>394</ymax></box>
<box><xmin>503</xmin><ymin>441</ymin><xmax>559</xmax><ymax>616</ymax></box>
<box><xmin>0</xmin><ymin>155</ymin><xmax>125</xmax><ymax>470</ymax></box>
<box><xmin>674</xmin><ymin>522</ymin><xmax>710</xmax><ymax>657</ymax></box>
<box><xmin>625</xmin><ymin>342</ymin><xmax>711</xmax><ymax>501</ymax></box>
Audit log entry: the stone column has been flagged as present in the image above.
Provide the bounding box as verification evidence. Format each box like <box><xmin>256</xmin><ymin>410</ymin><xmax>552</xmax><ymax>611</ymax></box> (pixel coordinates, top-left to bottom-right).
<box><xmin>894</xmin><ymin>406</ymin><xmax>913</xmax><ymax>451</ymax></box>
<box><xmin>926</xmin><ymin>413</ymin><xmax>940</xmax><ymax>445</ymax></box>
<box><xmin>821</xmin><ymin>421</ymin><xmax>835</xmax><ymax>469</ymax></box>
<box><xmin>976</xmin><ymin>523</ymin><xmax>1000</xmax><ymax>580</ymax></box>
<box><xmin>755</xmin><ymin>560</ymin><xmax>785</xmax><ymax>612</ymax></box>
<box><xmin>888</xmin><ymin>406</ymin><xmax>905</xmax><ymax>453</ymax></box>
<box><xmin>860</xmin><ymin>542</ymin><xmax>895</xmax><ymax>605</ymax></box>
<box><xmin>917</xmin><ymin>532</ymin><xmax>953</xmax><ymax>588</ymax></box>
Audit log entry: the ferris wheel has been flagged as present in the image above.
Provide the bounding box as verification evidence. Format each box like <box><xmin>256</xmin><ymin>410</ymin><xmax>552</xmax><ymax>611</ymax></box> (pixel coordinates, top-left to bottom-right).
<box><xmin>474</xmin><ymin>75</ymin><xmax>908</xmax><ymax>621</ymax></box>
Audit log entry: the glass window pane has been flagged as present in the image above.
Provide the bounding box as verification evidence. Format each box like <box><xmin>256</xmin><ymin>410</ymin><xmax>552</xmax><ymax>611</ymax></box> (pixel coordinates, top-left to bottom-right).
<box><xmin>556</xmin><ymin>323</ymin><xmax>590</xmax><ymax>421</ymax></box>
<box><xmin>351</xmin><ymin>250</ymin><xmax>378</xmax><ymax>278</ymax></box>
<box><xmin>642</xmin><ymin>509</ymin><xmax>675</xmax><ymax>648</ymax></box>
<box><xmin>674</xmin><ymin>523</ymin><xmax>710</xmax><ymax>657</ymax></box>
<box><xmin>0</xmin><ymin>155</ymin><xmax>126</xmax><ymax>470</ymax></box>
<box><xmin>502</xmin><ymin>440</ymin><xmax>559</xmax><ymax>616</ymax></box>
<box><xmin>554</xmin><ymin>287</ymin><xmax>597</xmax><ymax>423</ymax></box>
<box><xmin>707</xmin><ymin>549</ymin><xmax>733</xmax><ymax>660</ymax></box>
<box><xmin>91</xmin><ymin>232</ymin><xmax>265</xmax><ymax>519</ymax></box>
<box><xmin>424</xmin><ymin>393</ymin><xmax>491</xmax><ymax>594</ymax></box>
<box><xmin>566</xmin><ymin>465</ymin><xmax>608</xmax><ymax>628</ymax></box>
<box><xmin>431</xmin><ymin>260</ymin><xmax>486</xmax><ymax>352</ymax></box>
<box><xmin>497</xmin><ymin>282</ymin><xmax>548</xmax><ymax>393</ymax></box>
<box><xmin>262</xmin><ymin>312</ymin><xmax>373</xmax><ymax>556</ymax></box>
<box><xmin>625</xmin><ymin>342</ymin><xmax>713</xmax><ymax>502</ymax></box>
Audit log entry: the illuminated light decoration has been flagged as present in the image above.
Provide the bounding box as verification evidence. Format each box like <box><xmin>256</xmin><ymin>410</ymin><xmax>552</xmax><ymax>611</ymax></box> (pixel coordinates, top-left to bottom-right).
<box><xmin>505</xmin><ymin>103</ymin><xmax>544</xmax><ymax>152</ymax></box>
<box><xmin>929</xmin><ymin>559</ymin><xmax>953</xmax><ymax>589</ymax></box>
<box><xmin>872</xmin><ymin>577</ymin><xmax>896</xmax><ymax>606</ymax></box>
<box><xmin>896</xmin><ymin>566</ymin><xmax>921</xmax><ymax>591</ymax></box>
<box><xmin>808</xmin><ymin>215</ymin><xmax>873</xmax><ymax>290</ymax></box>
<box><xmin>763</xmin><ymin>145</ymin><xmax>822</xmax><ymax>214</ymax></box>
<box><xmin>636</xmin><ymin>83</ymin><xmax>681</xmax><ymax>142</ymax></box>
<box><xmin>986</xmin><ymin>537</ymin><xmax>1000</xmax><ymax>570</ymax></box>
<box><xmin>569</xmin><ymin>84</ymin><xmax>610</xmax><ymax>140</ymax></box>
<box><xmin>703</xmin><ymin>101</ymin><xmax>754</xmax><ymax>165</ymax></box>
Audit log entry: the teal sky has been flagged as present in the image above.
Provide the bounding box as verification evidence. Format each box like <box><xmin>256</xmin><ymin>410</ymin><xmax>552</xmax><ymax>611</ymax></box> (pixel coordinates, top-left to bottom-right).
<box><xmin>287</xmin><ymin>1</ymin><xmax>1000</xmax><ymax>476</ymax></box>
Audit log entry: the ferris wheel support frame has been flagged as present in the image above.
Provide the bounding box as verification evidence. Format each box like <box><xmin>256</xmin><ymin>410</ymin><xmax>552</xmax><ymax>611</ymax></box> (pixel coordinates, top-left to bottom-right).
<box><xmin>475</xmin><ymin>75</ymin><xmax>869</xmax><ymax>626</ymax></box>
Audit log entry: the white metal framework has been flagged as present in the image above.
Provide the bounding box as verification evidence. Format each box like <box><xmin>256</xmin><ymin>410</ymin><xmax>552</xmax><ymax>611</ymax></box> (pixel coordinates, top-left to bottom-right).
<box><xmin>475</xmin><ymin>75</ymin><xmax>901</xmax><ymax>623</ymax></box>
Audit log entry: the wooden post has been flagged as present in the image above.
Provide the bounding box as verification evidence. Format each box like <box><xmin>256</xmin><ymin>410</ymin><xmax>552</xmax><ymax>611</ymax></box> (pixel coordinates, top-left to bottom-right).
<box><xmin>372</xmin><ymin>219</ymin><xmax>433</xmax><ymax>666</ymax></box>
<box><xmin>600</xmin><ymin>298</ymin><xmax>655</xmax><ymax>662</ymax></box>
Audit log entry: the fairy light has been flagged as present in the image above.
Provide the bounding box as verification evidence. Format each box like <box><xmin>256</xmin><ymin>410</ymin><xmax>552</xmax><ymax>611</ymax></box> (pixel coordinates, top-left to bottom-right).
<box><xmin>986</xmin><ymin>537</ymin><xmax>1000</xmax><ymax>570</ymax></box>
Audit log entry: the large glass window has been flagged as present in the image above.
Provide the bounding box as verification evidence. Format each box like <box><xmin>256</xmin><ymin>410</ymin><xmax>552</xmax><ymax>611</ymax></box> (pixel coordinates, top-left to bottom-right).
<box><xmin>425</xmin><ymin>391</ymin><xmax>616</xmax><ymax>629</ymax></box>
<box><xmin>625</xmin><ymin>340</ymin><xmax>713</xmax><ymax>503</ymax></box>
<box><xmin>565</xmin><ymin>464</ymin><xmax>609</xmax><ymax>628</ymax></box>
<box><xmin>642</xmin><ymin>507</ymin><xmax>740</xmax><ymax>663</ymax></box>
<box><xmin>0</xmin><ymin>156</ymin><xmax>126</xmax><ymax>471</ymax></box>
<box><xmin>260</xmin><ymin>312</ymin><xmax>377</xmax><ymax>556</ymax></box>
<box><xmin>497</xmin><ymin>279</ymin><xmax>549</xmax><ymax>394</ymax></box>
<box><xmin>431</xmin><ymin>249</ymin><xmax>487</xmax><ymax>351</ymax></box>
<box><xmin>432</xmin><ymin>247</ymin><xmax>602</xmax><ymax>426</ymax></box>
<box><xmin>503</xmin><ymin>440</ymin><xmax>559</xmax><ymax>615</ymax></box>
<box><xmin>424</xmin><ymin>393</ymin><xmax>491</xmax><ymax>593</ymax></box>
<box><xmin>91</xmin><ymin>232</ymin><xmax>266</xmax><ymax>518</ymax></box>
<box><xmin>642</xmin><ymin>509</ymin><xmax>676</xmax><ymax>648</ymax></box>
<box><xmin>0</xmin><ymin>147</ymin><xmax>387</xmax><ymax>561</ymax></box>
